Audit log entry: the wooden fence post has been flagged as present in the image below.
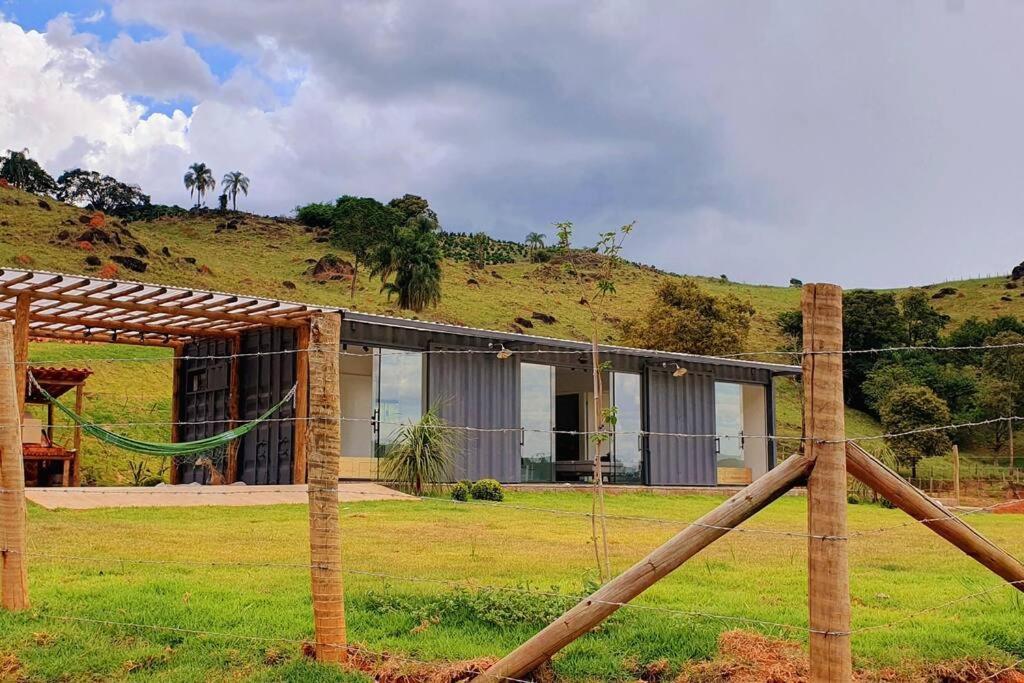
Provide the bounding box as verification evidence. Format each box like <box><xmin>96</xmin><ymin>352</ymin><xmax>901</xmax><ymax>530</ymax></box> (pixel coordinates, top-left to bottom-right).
<box><xmin>0</xmin><ymin>322</ymin><xmax>29</xmax><ymax>611</ymax></box>
<box><xmin>952</xmin><ymin>444</ymin><xmax>960</xmax><ymax>507</ymax></box>
<box><xmin>801</xmin><ymin>283</ymin><xmax>850</xmax><ymax>682</ymax></box>
<box><xmin>306</xmin><ymin>314</ymin><xmax>346</xmax><ymax>663</ymax></box>
<box><xmin>12</xmin><ymin>294</ymin><xmax>29</xmax><ymax>417</ymax></box>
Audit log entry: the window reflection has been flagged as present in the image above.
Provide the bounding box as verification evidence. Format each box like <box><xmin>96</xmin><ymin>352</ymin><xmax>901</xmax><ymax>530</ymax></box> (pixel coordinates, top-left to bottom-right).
<box><xmin>374</xmin><ymin>350</ymin><xmax>423</xmax><ymax>456</ymax></box>
<box><xmin>613</xmin><ymin>372</ymin><xmax>643</xmax><ymax>484</ymax></box>
<box><xmin>521</xmin><ymin>363</ymin><xmax>554</xmax><ymax>482</ymax></box>
<box><xmin>715</xmin><ymin>382</ymin><xmax>744</xmax><ymax>468</ymax></box>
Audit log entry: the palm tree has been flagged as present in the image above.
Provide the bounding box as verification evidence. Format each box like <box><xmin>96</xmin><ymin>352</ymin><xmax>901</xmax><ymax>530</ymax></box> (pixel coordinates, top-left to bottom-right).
<box><xmin>525</xmin><ymin>231</ymin><xmax>546</xmax><ymax>253</ymax></box>
<box><xmin>370</xmin><ymin>216</ymin><xmax>442</xmax><ymax>312</ymax></box>
<box><xmin>221</xmin><ymin>171</ymin><xmax>250</xmax><ymax>211</ymax></box>
<box><xmin>183</xmin><ymin>162</ymin><xmax>216</xmax><ymax>208</ymax></box>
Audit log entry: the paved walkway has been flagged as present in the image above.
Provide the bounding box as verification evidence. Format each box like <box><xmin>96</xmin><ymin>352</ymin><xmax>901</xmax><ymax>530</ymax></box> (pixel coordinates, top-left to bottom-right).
<box><xmin>26</xmin><ymin>482</ymin><xmax>413</xmax><ymax>510</ymax></box>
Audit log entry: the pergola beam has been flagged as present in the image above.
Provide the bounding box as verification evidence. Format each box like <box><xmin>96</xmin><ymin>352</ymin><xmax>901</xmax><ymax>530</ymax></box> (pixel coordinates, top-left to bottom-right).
<box><xmin>0</xmin><ymin>285</ymin><xmax>304</xmax><ymax>329</ymax></box>
<box><xmin>0</xmin><ymin>310</ymin><xmax>238</xmax><ymax>340</ymax></box>
<box><xmin>27</xmin><ymin>327</ymin><xmax>184</xmax><ymax>348</ymax></box>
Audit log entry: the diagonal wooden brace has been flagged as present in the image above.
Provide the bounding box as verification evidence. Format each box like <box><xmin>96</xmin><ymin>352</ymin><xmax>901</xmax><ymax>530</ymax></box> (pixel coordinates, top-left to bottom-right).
<box><xmin>472</xmin><ymin>451</ymin><xmax>815</xmax><ymax>683</ymax></box>
<box><xmin>846</xmin><ymin>442</ymin><xmax>1024</xmax><ymax>591</ymax></box>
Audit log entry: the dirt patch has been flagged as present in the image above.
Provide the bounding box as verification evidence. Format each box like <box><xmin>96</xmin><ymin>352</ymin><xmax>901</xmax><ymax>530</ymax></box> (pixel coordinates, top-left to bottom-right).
<box><xmin>0</xmin><ymin>652</ymin><xmax>22</xmax><ymax>678</ymax></box>
<box><xmin>994</xmin><ymin>499</ymin><xmax>1024</xmax><ymax>515</ymax></box>
<box><xmin>675</xmin><ymin>631</ymin><xmax>1024</xmax><ymax>683</ymax></box>
<box><xmin>345</xmin><ymin>645</ymin><xmax>495</xmax><ymax>683</ymax></box>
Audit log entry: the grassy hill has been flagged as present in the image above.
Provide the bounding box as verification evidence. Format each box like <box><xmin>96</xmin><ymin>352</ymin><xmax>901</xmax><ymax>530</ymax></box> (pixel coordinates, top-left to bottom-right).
<box><xmin>1</xmin><ymin>186</ymin><xmax>1016</xmax><ymax>485</ymax></box>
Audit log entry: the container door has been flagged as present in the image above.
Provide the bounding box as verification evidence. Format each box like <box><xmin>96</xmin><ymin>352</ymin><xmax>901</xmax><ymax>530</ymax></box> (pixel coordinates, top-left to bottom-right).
<box><xmin>176</xmin><ymin>337</ymin><xmax>231</xmax><ymax>484</ymax></box>
<box><xmin>237</xmin><ymin>328</ymin><xmax>296</xmax><ymax>485</ymax></box>
<box><xmin>644</xmin><ymin>367</ymin><xmax>716</xmax><ymax>486</ymax></box>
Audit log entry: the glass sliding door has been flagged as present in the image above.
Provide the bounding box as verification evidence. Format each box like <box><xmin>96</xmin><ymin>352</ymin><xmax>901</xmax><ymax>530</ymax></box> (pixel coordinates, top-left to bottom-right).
<box><xmin>612</xmin><ymin>372</ymin><xmax>643</xmax><ymax>483</ymax></box>
<box><xmin>520</xmin><ymin>363</ymin><xmax>554</xmax><ymax>482</ymax></box>
<box><xmin>714</xmin><ymin>382</ymin><xmax>744</xmax><ymax>468</ymax></box>
<box><xmin>373</xmin><ymin>350</ymin><xmax>424</xmax><ymax>458</ymax></box>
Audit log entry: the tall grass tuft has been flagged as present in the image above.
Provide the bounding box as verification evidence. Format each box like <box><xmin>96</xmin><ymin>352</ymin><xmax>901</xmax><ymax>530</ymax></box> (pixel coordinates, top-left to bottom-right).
<box><xmin>379</xmin><ymin>406</ymin><xmax>460</xmax><ymax>496</ymax></box>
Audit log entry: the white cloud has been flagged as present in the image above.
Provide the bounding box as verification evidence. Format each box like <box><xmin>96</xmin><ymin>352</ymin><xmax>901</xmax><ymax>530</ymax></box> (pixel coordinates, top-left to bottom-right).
<box><xmin>6</xmin><ymin>3</ymin><xmax>1024</xmax><ymax>286</ymax></box>
<box><xmin>80</xmin><ymin>9</ymin><xmax>105</xmax><ymax>24</ymax></box>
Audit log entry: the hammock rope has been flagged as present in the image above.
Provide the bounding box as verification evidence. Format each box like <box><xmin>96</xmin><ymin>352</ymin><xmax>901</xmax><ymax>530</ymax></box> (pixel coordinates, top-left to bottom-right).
<box><xmin>28</xmin><ymin>373</ymin><xmax>298</xmax><ymax>457</ymax></box>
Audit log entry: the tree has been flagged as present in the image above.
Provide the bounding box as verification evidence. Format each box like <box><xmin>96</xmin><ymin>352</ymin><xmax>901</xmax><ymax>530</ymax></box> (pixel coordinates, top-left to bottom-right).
<box><xmin>469</xmin><ymin>232</ymin><xmax>489</xmax><ymax>269</ymax></box>
<box><xmin>901</xmin><ymin>290</ymin><xmax>950</xmax><ymax>346</ymax></box>
<box><xmin>295</xmin><ymin>202</ymin><xmax>335</xmax><ymax>229</ymax></box>
<box><xmin>371</xmin><ymin>215</ymin><xmax>443</xmax><ymax>312</ymax></box>
<box><xmin>331</xmin><ymin>196</ymin><xmax>404</xmax><ymax>298</ymax></box>
<box><xmin>221</xmin><ymin>171</ymin><xmax>250</xmax><ymax>211</ymax></box>
<box><xmin>842</xmin><ymin>290</ymin><xmax>905</xmax><ymax>408</ymax></box>
<box><xmin>977</xmin><ymin>375</ymin><xmax>1015</xmax><ymax>452</ymax></box>
<box><xmin>388</xmin><ymin>193</ymin><xmax>438</xmax><ymax>225</ymax></box>
<box><xmin>775</xmin><ymin>310</ymin><xmax>803</xmax><ymax>351</ymax></box>
<box><xmin>525</xmin><ymin>232</ymin><xmax>546</xmax><ymax>253</ymax></box>
<box><xmin>555</xmin><ymin>219</ymin><xmax>635</xmax><ymax>584</ymax></box>
<box><xmin>879</xmin><ymin>385</ymin><xmax>952</xmax><ymax>478</ymax></box>
<box><xmin>981</xmin><ymin>331</ymin><xmax>1024</xmax><ymax>414</ymax></box>
<box><xmin>183</xmin><ymin>162</ymin><xmax>216</xmax><ymax>208</ymax></box>
<box><xmin>0</xmin><ymin>149</ymin><xmax>56</xmax><ymax>195</ymax></box>
<box><xmin>55</xmin><ymin>169</ymin><xmax>150</xmax><ymax>214</ymax></box>
<box><xmin>621</xmin><ymin>278</ymin><xmax>755</xmax><ymax>356</ymax></box>
<box><xmin>378</xmin><ymin>406</ymin><xmax>458</xmax><ymax>496</ymax></box>
<box><xmin>862</xmin><ymin>363</ymin><xmax>918</xmax><ymax>413</ymax></box>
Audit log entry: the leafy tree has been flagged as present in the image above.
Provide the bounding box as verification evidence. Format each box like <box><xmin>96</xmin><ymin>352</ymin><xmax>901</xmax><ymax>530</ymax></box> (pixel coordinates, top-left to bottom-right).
<box><xmin>775</xmin><ymin>310</ymin><xmax>803</xmax><ymax>351</ymax></box>
<box><xmin>862</xmin><ymin>363</ymin><xmax>918</xmax><ymax>413</ymax></box>
<box><xmin>388</xmin><ymin>193</ymin><xmax>438</xmax><ymax>225</ymax></box>
<box><xmin>842</xmin><ymin>290</ymin><xmax>905</xmax><ymax>407</ymax></box>
<box><xmin>621</xmin><ymin>278</ymin><xmax>754</xmax><ymax>356</ymax></box>
<box><xmin>332</xmin><ymin>196</ymin><xmax>404</xmax><ymax>298</ymax></box>
<box><xmin>525</xmin><ymin>232</ymin><xmax>546</xmax><ymax>253</ymax></box>
<box><xmin>371</xmin><ymin>215</ymin><xmax>443</xmax><ymax>311</ymax></box>
<box><xmin>981</xmin><ymin>331</ymin><xmax>1024</xmax><ymax>413</ymax></box>
<box><xmin>221</xmin><ymin>171</ymin><xmax>250</xmax><ymax>211</ymax></box>
<box><xmin>468</xmin><ymin>232</ymin><xmax>489</xmax><ymax>269</ymax></box>
<box><xmin>976</xmin><ymin>375</ymin><xmax>1015</xmax><ymax>451</ymax></box>
<box><xmin>901</xmin><ymin>290</ymin><xmax>950</xmax><ymax>346</ymax></box>
<box><xmin>183</xmin><ymin>162</ymin><xmax>216</xmax><ymax>208</ymax></box>
<box><xmin>55</xmin><ymin>169</ymin><xmax>150</xmax><ymax>214</ymax></box>
<box><xmin>879</xmin><ymin>385</ymin><xmax>952</xmax><ymax>478</ymax></box>
<box><xmin>295</xmin><ymin>202</ymin><xmax>335</xmax><ymax>229</ymax></box>
<box><xmin>0</xmin><ymin>149</ymin><xmax>56</xmax><ymax>195</ymax></box>
<box><xmin>555</xmin><ymin>219</ymin><xmax>635</xmax><ymax>585</ymax></box>
<box><xmin>789</xmin><ymin>278</ymin><xmax>803</xmax><ymax>287</ymax></box>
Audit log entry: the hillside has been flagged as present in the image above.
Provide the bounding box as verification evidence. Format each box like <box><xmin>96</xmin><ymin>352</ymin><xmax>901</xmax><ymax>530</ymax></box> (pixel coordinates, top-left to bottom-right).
<box><xmin>1</xmin><ymin>186</ymin><xmax>1015</xmax><ymax>485</ymax></box>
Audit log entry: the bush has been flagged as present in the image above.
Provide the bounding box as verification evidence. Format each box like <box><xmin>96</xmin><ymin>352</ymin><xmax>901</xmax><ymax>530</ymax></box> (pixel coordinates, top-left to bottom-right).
<box><xmin>530</xmin><ymin>248</ymin><xmax>553</xmax><ymax>263</ymax></box>
<box><xmin>450</xmin><ymin>481</ymin><xmax>470</xmax><ymax>501</ymax></box>
<box><xmin>470</xmin><ymin>478</ymin><xmax>505</xmax><ymax>502</ymax></box>
<box><xmin>295</xmin><ymin>202</ymin><xmax>335</xmax><ymax>229</ymax></box>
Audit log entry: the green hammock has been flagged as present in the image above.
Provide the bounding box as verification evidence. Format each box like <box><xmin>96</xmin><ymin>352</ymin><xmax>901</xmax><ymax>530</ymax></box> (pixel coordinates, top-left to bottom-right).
<box><xmin>29</xmin><ymin>373</ymin><xmax>298</xmax><ymax>457</ymax></box>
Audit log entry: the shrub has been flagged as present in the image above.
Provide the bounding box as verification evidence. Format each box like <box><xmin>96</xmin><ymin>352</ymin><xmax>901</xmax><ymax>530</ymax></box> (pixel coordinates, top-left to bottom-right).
<box><xmin>378</xmin><ymin>406</ymin><xmax>460</xmax><ymax>496</ymax></box>
<box><xmin>295</xmin><ymin>202</ymin><xmax>335</xmax><ymax>229</ymax></box>
<box><xmin>450</xmin><ymin>481</ymin><xmax>470</xmax><ymax>501</ymax></box>
<box><xmin>530</xmin><ymin>248</ymin><xmax>553</xmax><ymax>263</ymax></box>
<box><xmin>470</xmin><ymin>478</ymin><xmax>505</xmax><ymax>502</ymax></box>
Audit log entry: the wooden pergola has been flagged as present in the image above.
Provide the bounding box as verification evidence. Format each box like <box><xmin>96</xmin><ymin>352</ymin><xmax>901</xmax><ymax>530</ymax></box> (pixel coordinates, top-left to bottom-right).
<box><xmin>0</xmin><ymin>268</ymin><xmax>325</xmax><ymax>483</ymax></box>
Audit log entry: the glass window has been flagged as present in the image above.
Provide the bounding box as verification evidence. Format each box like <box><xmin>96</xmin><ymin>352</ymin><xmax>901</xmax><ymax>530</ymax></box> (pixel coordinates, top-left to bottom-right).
<box><xmin>612</xmin><ymin>372</ymin><xmax>643</xmax><ymax>484</ymax></box>
<box><xmin>715</xmin><ymin>382</ymin><xmax>744</xmax><ymax>468</ymax></box>
<box><xmin>374</xmin><ymin>350</ymin><xmax>423</xmax><ymax>456</ymax></box>
<box><xmin>521</xmin><ymin>363</ymin><xmax>554</xmax><ymax>482</ymax></box>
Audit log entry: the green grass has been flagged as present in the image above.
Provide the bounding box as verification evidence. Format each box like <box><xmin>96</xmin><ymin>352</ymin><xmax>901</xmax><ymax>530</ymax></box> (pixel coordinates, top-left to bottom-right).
<box><xmin>1</xmin><ymin>491</ymin><xmax>1022</xmax><ymax>681</ymax></box>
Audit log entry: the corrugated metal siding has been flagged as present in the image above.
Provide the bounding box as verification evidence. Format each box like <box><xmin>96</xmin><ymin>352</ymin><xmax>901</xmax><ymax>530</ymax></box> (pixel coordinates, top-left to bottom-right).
<box><xmin>428</xmin><ymin>350</ymin><xmax>519</xmax><ymax>483</ymax></box>
<box><xmin>237</xmin><ymin>328</ymin><xmax>296</xmax><ymax>485</ymax></box>
<box><xmin>645</xmin><ymin>369</ymin><xmax>716</xmax><ymax>485</ymax></box>
<box><xmin>176</xmin><ymin>338</ymin><xmax>231</xmax><ymax>484</ymax></box>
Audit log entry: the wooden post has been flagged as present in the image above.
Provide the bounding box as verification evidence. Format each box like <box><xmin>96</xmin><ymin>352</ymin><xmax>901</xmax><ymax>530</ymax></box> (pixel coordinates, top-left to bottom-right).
<box><xmin>306</xmin><ymin>313</ymin><xmax>346</xmax><ymax>663</ymax></box>
<box><xmin>847</xmin><ymin>442</ymin><xmax>1024</xmax><ymax>591</ymax></box>
<box><xmin>473</xmin><ymin>451</ymin><xmax>814</xmax><ymax>682</ymax></box>
<box><xmin>0</xmin><ymin>322</ymin><xmax>30</xmax><ymax>610</ymax></box>
<box><xmin>225</xmin><ymin>337</ymin><xmax>241</xmax><ymax>484</ymax></box>
<box><xmin>293</xmin><ymin>323</ymin><xmax>310</xmax><ymax>484</ymax></box>
<box><xmin>72</xmin><ymin>383</ymin><xmax>83</xmax><ymax>487</ymax></box>
<box><xmin>13</xmin><ymin>294</ymin><xmax>30</xmax><ymax>416</ymax></box>
<box><xmin>169</xmin><ymin>346</ymin><xmax>182</xmax><ymax>485</ymax></box>
<box><xmin>801</xmin><ymin>283</ymin><xmax>850</xmax><ymax>682</ymax></box>
<box><xmin>952</xmin><ymin>444</ymin><xmax>960</xmax><ymax>508</ymax></box>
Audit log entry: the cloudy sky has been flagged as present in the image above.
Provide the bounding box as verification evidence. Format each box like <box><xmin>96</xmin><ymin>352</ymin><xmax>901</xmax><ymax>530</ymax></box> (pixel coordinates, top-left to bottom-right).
<box><xmin>1</xmin><ymin>1</ymin><xmax>1022</xmax><ymax>288</ymax></box>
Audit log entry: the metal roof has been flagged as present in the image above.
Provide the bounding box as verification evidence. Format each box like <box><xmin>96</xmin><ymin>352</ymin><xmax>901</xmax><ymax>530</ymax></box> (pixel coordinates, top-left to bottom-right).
<box><xmin>0</xmin><ymin>268</ymin><xmax>801</xmax><ymax>375</ymax></box>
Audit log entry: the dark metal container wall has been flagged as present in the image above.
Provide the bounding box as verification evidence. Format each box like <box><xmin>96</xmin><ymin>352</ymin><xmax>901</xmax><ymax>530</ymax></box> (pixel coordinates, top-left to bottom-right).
<box><xmin>644</xmin><ymin>368</ymin><xmax>717</xmax><ymax>485</ymax></box>
<box><xmin>237</xmin><ymin>327</ymin><xmax>297</xmax><ymax>485</ymax></box>
<box><xmin>176</xmin><ymin>337</ymin><xmax>232</xmax><ymax>484</ymax></box>
<box><xmin>428</xmin><ymin>348</ymin><xmax>519</xmax><ymax>482</ymax></box>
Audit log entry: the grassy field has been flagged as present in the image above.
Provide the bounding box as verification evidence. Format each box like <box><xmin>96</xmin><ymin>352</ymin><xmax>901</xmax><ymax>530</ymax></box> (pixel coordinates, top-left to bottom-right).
<box><xmin>1</xmin><ymin>491</ymin><xmax>1023</xmax><ymax>681</ymax></box>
